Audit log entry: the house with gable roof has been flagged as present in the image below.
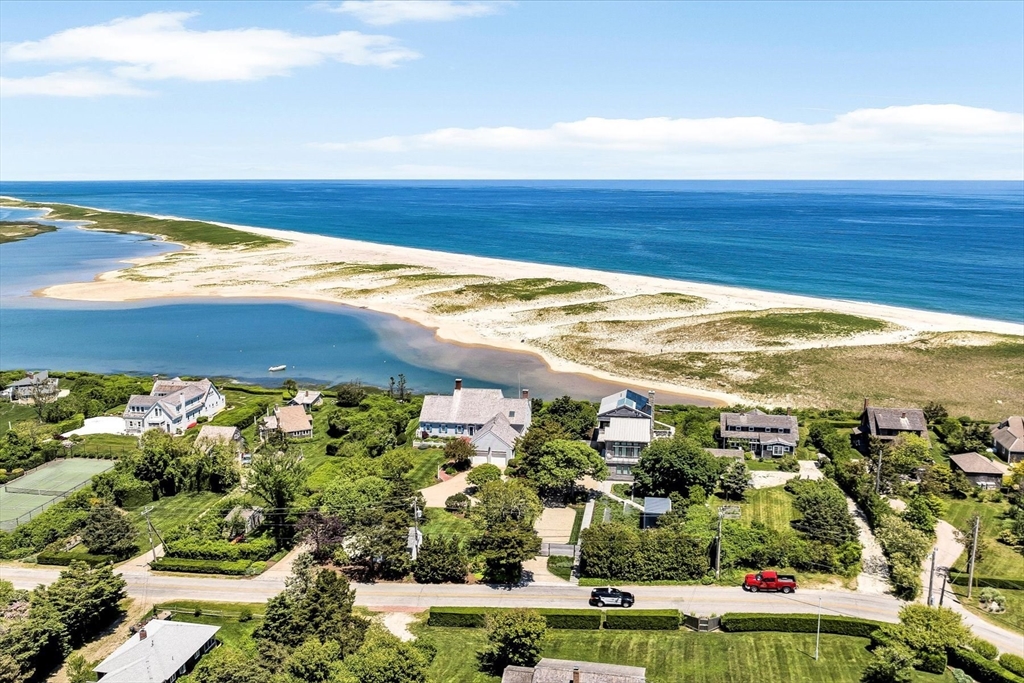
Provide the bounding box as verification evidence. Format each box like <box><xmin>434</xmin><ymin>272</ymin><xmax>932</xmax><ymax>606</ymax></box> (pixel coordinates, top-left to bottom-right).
<box><xmin>719</xmin><ymin>409</ymin><xmax>798</xmax><ymax>458</ymax></box>
<box><xmin>852</xmin><ymin>399</ymin><xmax>929</xmax><ymax>453</ymax></box>
<box><xmin>418</xmin><ymin>378</ymin><xmax>531</xmax><ymax>468</ymax></box>
<box><xmin>595</xmin><ymin>389</ymin><xmax>675</xmax><ymax>481</ymax></box>
<box><xmin>991</xmin><ymin>416</ymin><xmax>1024</xmax><ymax>464</ymax></box>
<box><xmin>94</xmin><ymin>620</ymin><xmax>219</xmax><ymax>683</ymax></box>
<box><xmin>123</xmin><ymin>378</ymin><xmax>225</xmax><ymax>436</ymax></box>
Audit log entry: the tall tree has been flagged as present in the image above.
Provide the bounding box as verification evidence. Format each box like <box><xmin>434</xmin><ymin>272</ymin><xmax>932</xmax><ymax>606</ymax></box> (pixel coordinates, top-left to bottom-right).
<box><xmin>413</xmin><ymin>535</ymin><xmax>468</xmax><ymax>584</ymax></box>
<box><xmin>443</xmin><ymin>438</ymin><xmax>474</xmax><ymax>470</ymax></box>
<box><xmin>283</xmin><ymin>379</ymin><xmax>298</xmax><ymax>397</ymax></box>
<box><xmin>632</xmin><ymin>437</ymin><xmax>722</xmax><ymax>497</ymax></box>
<box><xmin>543</xmin><ymin>395</ymin><xmax>597</xmax><ymax>440</ymax></box>
<box><xmin>480</xmin><ymin>608</ymin><xmax>546</xmax><ymax>673</ymax></box>
<box><xmin>719</xmin><ymin>460</ymin><xmax>750</xmax><ymax>502</ymax></box>
<box><xmin>533</xmin><ymin>439</ymin><xmax>606</xmax><ymax>499</ymax></box>
<box><xmin>344</xmin><ymin>626</ymin><xmax>429</xmax><ymax>683</ymax></box>
<box><xmin>247</xmin><ymin>449</ymin><xmax>306</xmax><ymax>546</ymax></box>
<box><xmin>508</xmin><ymin>416</ymin><xmax>569</xmax><ymax>479</ymax></box>
<box><xmin>80</xmin><ymin>502</ymin><xmax>138</xmax><ymax>559</ymax></box>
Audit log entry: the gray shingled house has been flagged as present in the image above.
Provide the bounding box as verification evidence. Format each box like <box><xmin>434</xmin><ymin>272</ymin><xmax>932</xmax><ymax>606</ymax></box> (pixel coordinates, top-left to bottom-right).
<box><xmin>418</xmin><ymin>378</ymin><xmax>531</xmax><ymax>468</ymax></box>
<box><xmin>991</xmin><ymin>416</ymin><xmax>1024</xmax><ymax>464</ymax></box>
<box><xmin>719</xmin><ymin>409</ymin><xmax>798</xmax><ymax>458</ymax></box>
<box><xmin>123</xmin><ymin>378</ymin><xmax>225</xmax><ymax>436</ymax></box>
<box><xmin>853</xmin><ymin>399</ymin><xmax>929</xmax><ymax>452</ymax></box>
<box><xmin>595</xmin><ymin>389</ymin><xmax>674</xmax><ymax>481</ymax></box>
<box><xmin>502</xmin><ymin>658</ymin><xmax>646</xmax><ymax>683</ymax></box>
<box><xmin>949</xmin><ymin>452</ymin><xmax>1004</xmax><ymax>490</ymax></box>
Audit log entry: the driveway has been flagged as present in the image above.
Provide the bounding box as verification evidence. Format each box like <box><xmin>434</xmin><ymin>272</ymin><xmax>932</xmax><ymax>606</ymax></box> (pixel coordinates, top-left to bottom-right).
<box><xmin>64</xmin><ymin>416</ymin><xmax>127</xmax><ymax>437</ymax></box>
<box><xmin>534</xmin><ymin>507</ymin><xmax>577</xmax><ymax>543</ymax></box>
<box><xmin>420</xmin><ymin>471</ymin><xmax>470</xmax><ymax>508</ymax></box>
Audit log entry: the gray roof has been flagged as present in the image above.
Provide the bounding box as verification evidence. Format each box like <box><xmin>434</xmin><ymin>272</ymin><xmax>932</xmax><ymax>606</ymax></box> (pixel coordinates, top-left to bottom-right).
<box><xmin>601</xmin><ymin>417</ymin><xmax>652</xmax><ymax>444</ymax></box>
<box><xmin>420</xmin><ymin>387</ymin><xmax>530</xmax><ymax>428</ymax></box>
<box><xmin>472</xmin><ymin>411</ymin><xmax>521</xmax><ymax>450</ymax></box>
<box><xmin>992</xmin><ymin>416</ymin><xmax>1024</xmax><ymax>453</ymax></box>
<box><xmin>7</xmin><ymin>371</ymin><xmax>50</xmax><ymax>388</ymax></box>
<box><xmin>950</xmin><ymin>452</ymin><xmax>1004</xmax><ymax>476</ymax></box>
<box><xmin>706</xmin><ymin>448</ymin><xmax>745</xmax><ymax>458</ymax></box>
<box><xmin>501</xmin><ymin>666</ymin><xmax>535</xmax><ymax>683</ymax></box>
<box><xmin>225</xmin><ymin>506</ymin><xmax>262</xmax><ymax>522</ymax></box>
<box><xmin>196</xmin><ymin>425</ymin><xmax>241</xmax><ymax>446</ymax></box>
<box><xmin>123</xmin><ymin>378</ymin><xmax>219</xmax><ymax>421</ymax></box>
<box><xmin>865</xmin><ymin>406</ymin><xmax>927</xmax><ymax>435</ymax></box>
<box><xmin>643</xmin><ymin>497</ymin><xmax>672</xmax><ymax>515</ymax></box>
<box><xmin>510</xmin><ymin>658</ymin><xmax>647</xmax><ymax>683</ymax></box>
<box><xmin>94</xmin><ymin>620</ymin><xmax>219</xmax><ymax>683</ymax></box>
<box><xmin>720</xmin><ymin>409</ymin><xmax>798</xmax><ymax>433</ymax></box>
<box><xmin>598</xmin><ymin>389</ymin><xmax>651</xmax><ymax>418</ymax></box>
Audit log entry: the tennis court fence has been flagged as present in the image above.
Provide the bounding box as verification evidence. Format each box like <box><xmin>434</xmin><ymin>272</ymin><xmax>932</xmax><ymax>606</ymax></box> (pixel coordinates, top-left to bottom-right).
<box><xmin>0</xmin><ymin>480</ymin><xmax>90</xmax><ymax>532</ymax></box>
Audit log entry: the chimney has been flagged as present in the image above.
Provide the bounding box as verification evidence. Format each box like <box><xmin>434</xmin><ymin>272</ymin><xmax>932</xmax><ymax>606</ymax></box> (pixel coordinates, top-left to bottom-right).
<box><xmin>573</xmin><ymin>667</ymin><xmax>581</xmax><ymax>683</ymax></box>
<box><xmin>139</xmin><ymin>628</ymin><xmax>147</xmax><ymax>641</ymax></box>
<box><xmin>454</xmin><ymin>378</ymin><xmax>463</xmax><ymax>391</ymax></box>
<box><xmin>521</xmin><ymin>389</ymin><xmax>529</xmax><ymax>400</ymax></box>
<box><xmin>901</xmin><ymin>412</ymin><xmax>907</xmax><ymax>418</ymax></box>
<box><xmin>863</xmin><ymin>398</ymin><xmax>870</xmax><ymax>410</ymax></box>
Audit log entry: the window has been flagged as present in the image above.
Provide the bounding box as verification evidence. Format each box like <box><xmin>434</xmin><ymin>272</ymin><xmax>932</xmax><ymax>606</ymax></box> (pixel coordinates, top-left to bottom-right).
<box><xmin>509</xmin><ymin>411</ymin><xmax>515</xmax><ymax>418</ymax></box>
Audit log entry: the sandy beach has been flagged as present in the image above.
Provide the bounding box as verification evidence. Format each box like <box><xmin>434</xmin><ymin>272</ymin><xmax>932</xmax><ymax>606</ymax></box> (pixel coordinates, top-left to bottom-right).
<box><xmin>8</xmin><ymin>198</ymin><xmax>1022</xmax><ymax>411</ymax></box>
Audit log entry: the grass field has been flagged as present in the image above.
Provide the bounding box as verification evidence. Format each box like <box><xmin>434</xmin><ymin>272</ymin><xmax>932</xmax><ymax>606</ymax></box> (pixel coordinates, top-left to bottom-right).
<box><xmin>0</xmin><ymin>220</ymin><xmax>57</xmax><ymax>244</ymax></box>
<box><xmin>422</xmin><ymin>508</ymin><xmax>476</xmax><ymax>539</ymax></box>
<box><xmin>2</xmin><ymin>199</ymin><xmax>284</xmax><ymax>248</ymax></box>
<box><xmin>950</xmin><ymin>584</ymin><xmax>1024</xmax><ymax>635</ymax></box>
<box><xmin>417</xmin><ymin>626</ymin><xmax>952</xmax><ymax>683</ymax></box>
<box><xmin>71</xmin><ymin>433</ymin><xmax>140</xmax><ymax>458</ymax></box>
<box><xmin>0</xmin><ymin>402</ymin><xmax>37</xmax><ymax>435</ymax></box>
<box><xmin>129</xmin><ymin>491</ymin><xmax>223</xmax><ymax>544</ymax></box>
<box><xmin>710</xmin><ymin>485</ymin><xmax>798</xmax><ymax>532</ymax></box>
<box><xmin>430</xmin><ymin>278</ymin><xmax>609</xmax><ymax>313</ymax></box>
<box><xmin>407</xmin><ymin>449</ymin><xmax>447</xmax><ymax>490</ymax></box>
<box><xmin>942</xmin><ymin>499</ymin><xmax>1022</xmax><ymax>579</ymax></box>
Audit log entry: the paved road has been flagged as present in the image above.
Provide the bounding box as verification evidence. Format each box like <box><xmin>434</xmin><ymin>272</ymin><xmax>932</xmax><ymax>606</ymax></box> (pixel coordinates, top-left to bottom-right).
<box><xmin>4</xmin><ymin>563</ymin><xmax>1020</xmax><ymax>656</ymax></box>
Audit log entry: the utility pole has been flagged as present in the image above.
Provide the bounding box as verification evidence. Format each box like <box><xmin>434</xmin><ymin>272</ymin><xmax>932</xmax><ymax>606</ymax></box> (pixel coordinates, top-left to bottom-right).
<box><xmin>715</xmin><ymin>507</ymin><xmax>725</xmax><ymax>580</ymax></box>
<box><xmin>927</xmin><ymin>548</ymin><xmax>937</xmax><ymax>606</ymax></box>
<box><xmin>815</xmin><ymin>596</ymin><xmax>822</xmax><ymax>661</ymax></box>
<box><xmin>141</xmin><ymin>506</ymin><xmax>164</xmax><ymax>563</ymax></box>
<box><xmin>967</xmin><ymin>516</ymin><xmax>980</xmax><ymax>599</ymax></box>
<box><xmin>410</xmin><ymin>499</ymin><xmax>422</xmax><ymax>561</ymax></box>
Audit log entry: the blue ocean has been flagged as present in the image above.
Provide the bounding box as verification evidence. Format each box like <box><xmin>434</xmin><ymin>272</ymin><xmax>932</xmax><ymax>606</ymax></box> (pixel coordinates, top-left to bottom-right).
<box><xmin>1</xmin><ymin>181</ymin><xmax>1021</xmax><ymax>398</ymax></box>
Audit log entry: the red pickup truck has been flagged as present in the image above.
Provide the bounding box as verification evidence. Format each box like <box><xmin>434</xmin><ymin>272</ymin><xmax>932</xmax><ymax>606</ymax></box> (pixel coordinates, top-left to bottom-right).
<box><xmin>743</xmin><ymin>571</ymin><xmax>797</xmax><ymax>593</ymax></box>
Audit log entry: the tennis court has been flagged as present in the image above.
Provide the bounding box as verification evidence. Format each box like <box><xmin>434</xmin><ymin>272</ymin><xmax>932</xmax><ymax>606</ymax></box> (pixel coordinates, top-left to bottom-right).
<box><xmin>1</xmin><ymin>458</ymin><xmax>115</xmax><ymax>530</ymax></box>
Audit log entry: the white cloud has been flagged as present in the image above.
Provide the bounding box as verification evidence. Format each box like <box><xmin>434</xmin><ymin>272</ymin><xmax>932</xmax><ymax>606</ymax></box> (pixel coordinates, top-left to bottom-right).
<box><xmin>311</xmin><ymin>105</ymin><xmax>1024</xmax><ymax>179</ymax></box>
<box><xmin>1</xmin><ymin>11</ymin><xmax>418</xmax><ymax>97</ymax></box>
<box><xmin>0</xmin><ymin>69</ymin><xmax>150</xmax><ymax>97</ymax></box>
<box><xmin>318</xmin><ymin>1</ymin><xmax>506</xmax><ymax>25</ymax></box>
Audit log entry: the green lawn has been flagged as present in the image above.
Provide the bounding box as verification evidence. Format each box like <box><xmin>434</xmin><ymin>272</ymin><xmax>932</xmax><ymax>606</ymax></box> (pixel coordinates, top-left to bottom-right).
<box><xmin>407</xmin><ymin>449</ymin><xmax>446</xmax><ymax>490</ymax></box>
<box><xmin>547</xmin><ymin>556</ymin><xmax>574</xmax><ymax>581</ymax></box>
<box><xmin>950</xmin><ymin>584</ymin><xmax>1024</xmax><ymax>635</ymax></box>
<box><xmin>129</xmin><ymin>491</ymin><xmax>224</xmax><ymax>547</ymax></box>
<box><xmin>591</xmin><ymin>494</ymin><xmax>641</xmax><ymax>528</ymax></box>
<box><xmin>417</xmin><ymin>626</ymin><xmax>952</xmax><ymax>683</ymax></box>
<box><xmin>421</xmin><ymin>508</ymin><xmax>475</xmax><ymax>539</ymax></box>
<box><xmin>157</xmin><ymin>600</ymin><xmax>266</xmax><ymax>619</ymax></box>
<box><xmin>70</xmin><ymin>433</ymin><xmax>140</xmax><ymax>458</ymax></box>
<box><xmin>942</xmin><ymin>498</ymin><xmax>1022</xmax><ymax>579</ymax></box>
<box><xmin>709</xmin><ymin>485</ymin><xmax>798</xmax><ymax>533</ymax></box>
<box><xmin>0</xmin><ymin>402</ymin><xmax>37</xmax><ymax>435</ymax></box>
<box><xmin>169</xmin><ymin>610</ymin><xmax>261</xmax><ymax>649</ymax></box>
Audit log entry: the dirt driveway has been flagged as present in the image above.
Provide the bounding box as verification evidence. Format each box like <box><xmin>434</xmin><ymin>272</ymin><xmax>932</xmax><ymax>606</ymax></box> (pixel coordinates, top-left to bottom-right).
<box><xmin>535</xmin><ymin>507</ymin><xmax>577</xmax><ymax>543</ymax></box>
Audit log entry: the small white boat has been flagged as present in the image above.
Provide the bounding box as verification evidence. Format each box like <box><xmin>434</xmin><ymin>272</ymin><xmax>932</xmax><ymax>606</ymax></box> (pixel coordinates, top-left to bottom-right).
<box><xmin>268</xmin><ymin>365</ymin><xmax>287</xmax><ymax>372</ymax></box>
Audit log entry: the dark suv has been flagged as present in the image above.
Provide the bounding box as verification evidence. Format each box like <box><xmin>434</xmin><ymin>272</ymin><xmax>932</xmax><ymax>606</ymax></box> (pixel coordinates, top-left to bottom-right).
<box><xmin>589</xmin><ymin>586</ymin><xmax>634</xmax><ymax>608</ymax></box>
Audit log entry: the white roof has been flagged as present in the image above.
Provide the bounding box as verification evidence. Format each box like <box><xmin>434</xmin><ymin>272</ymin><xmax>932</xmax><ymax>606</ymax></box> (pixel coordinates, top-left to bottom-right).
<box><xmin>94</xmin><ymin>620</ymin><xmax>219</xmax><ymax>683</ymax></box>
<box><xmin>420</xmin><ymin>388</ymin><xmax>529</xmax><ymax>426</ymax></box>
<box><xmin>291</xmin><ymin>390</ymin><xmax>323</xmax><ymax>405</ymax></box>
<box><xmin>602</xmin><ymin>417</ymin><xmax>652</xmax><ymax>444</ymax></box>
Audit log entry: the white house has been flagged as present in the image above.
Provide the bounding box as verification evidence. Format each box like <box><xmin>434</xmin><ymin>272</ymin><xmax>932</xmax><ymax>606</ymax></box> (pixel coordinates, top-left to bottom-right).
<box><xmin>123</xmin><ymin>378</ymin><xmax>225</xmax><ymax>436</ymax></box>
<box><xmin>595</xmin><ymin>389</ymin><xmax>675</xmax><ymax>481</ymax></box>
<box><xmin>288</xmin><ymin>390</ymin><xmax>324</xmax><ymax>413</ymax></box>
<box><xmin>1</xmin><ymin>371</ymin><xmax>58</xmax><ymax>401</ymax></box>
<box><xmin>418</xmin><ymin>378</ymin><xmax>531</xmax><ymax>468</ymax></box>
<box><xmin>94</xmin><ymin>620</ymin><xmax>219</xmax><ymax>683</ymax></box>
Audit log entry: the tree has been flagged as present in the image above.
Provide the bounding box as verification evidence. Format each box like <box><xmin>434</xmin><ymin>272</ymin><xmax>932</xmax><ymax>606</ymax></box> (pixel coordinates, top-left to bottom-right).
<box><xmin>472</xmin><ymin>520</ymin><xmax>542</xmax><ymax>583</ymax></box>
<box><xmin>861</xmin><ymin>645</ymin><xmax>915</xmax><ymax>683</ymax></box>
<box><xmin>336</xmin><ymin>382</ymin><xmax>369</xmax><ymax>408</ymax></box>
<box><xmin>286</xmin><ymin>637</ymin><xmax>343</xmax><ymax>683</ymax></box>
<box><xmin>351</xmin><ymin>512</ymin><xmax>413</xmax><ymax>579</ymax></box>
<box><xmin>247</xmin><ymin>449</ymin><xmax>306</xmax><ymax>546</ymax></box>
<box><xmin>876</xmin><ymin>434</ymin><xmax>930</xmax><ymax>494</ymax></box>
<box><xmin>480</xmin><ymin>608</ymin><xmax>546</xmax><ymax>672</ymax></box>
<box><xmin>444</xmin><ymin>493</ymin><xmax>470</xmax><ymax>513</ymax></box>
<box><xmin>344</xmin><ymin>626</ymin><xmax>428</xmax><ymax>683</ymax></box>
<box><xmin>922</xmin><ymin>402</ymin><xmax>948</xmax><ymax>423</ymax></box>
<box><xmin>902</xmin><ymin>495</ymin><xmax>939</xmax><ymax>535</ymax></box>
<box><xmin>42</xmin><ymin>561</ymin><xmax>127</xmax><ymax>647</ymax></box>
<box><xmin>467</xmin><ymin>464</ymin><xmax>503</xmax><ymax>488</ymax></box>
<box><xmin>508</xmin><ymin>416</ymin><xmax>569</xmax><ymax>478</ymax></box>
<box><xmin>80</xmin><ymin>502</ymin><xmax>138</xmax><ymax>559</ymax></box>
<box><xmin>720</xmin><ymin>460</ymin><xmax>750</xmax><ymax>501</ymax></box>
<box><xmin>396</xmin><ymin>374</ymin><xmax>408</xmax><ymax>402</ymax></box>
<box><xmin>283</xmin><ymin>379</ymin><xmax>299</xmax><ymax>397</ymax></box>
<box><xmin>413</xmin><ymin>536</ymin><xmax>468</xmax><ymax>583</ymax></box>
<box><xmin>532</xmin><ymin>440</ymin><xmax>606</xmax><ymax>499</ymax></box>
<box><xmin>296</xmin><ymin>511</ymin><xmax>347</xmax><ymax>563</ymax></box>
<box><xmin>543</xmin><ymin>395</ymin><xmax>597</xmax><ymax>440</ymax></box>
<box><xmin>876</xmin><ymin>605</ymin><xmax>970</xmax><ymax>657</ymax></box>
<box><xmin>65</xmin><ymin>654</ymin><xmax>92</xmax><ymax>683</ymax></box>
<box><xmin>632</xmin><ymin>437</ymin><xmax>722</xmax><ymax>497</ymax></box>
<box><xmin>474</xmin><ymin>479</ymin><xmax>544</xmax><ymax>528</ymax></box>
<box><xmin>786</xmin><ymin>479</ymin><xmax>859</xmax><ymax>545</ymax></box>
<box><xmin>191</xmin><ymin>646</ymin><xmax>267</xmax><ymax>683</ymax></box>
<box><xmin>444</xmin><ymin>438</ymin><xmax>475</xmax><ymax>470</ymax></box>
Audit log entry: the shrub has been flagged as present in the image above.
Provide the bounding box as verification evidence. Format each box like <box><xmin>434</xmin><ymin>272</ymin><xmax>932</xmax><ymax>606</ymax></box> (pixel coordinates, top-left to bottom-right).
<box><xmin>239</xmin><ymin>607</ymin><xmax>253</xmax><ymax>622</ymax></box>
<box><xmin>953</xmin><ymin>669</ymin><xmax>974</xmax><ymax>683</ymax></box>
<box><xmin>427</xmin><ymin>607</ymin><xmax>488</xmax><ymax>628</ymax></box>
<box><xmin>52</xmin><ymin>413</ymin><xmax>85</xmax><ymax>436</ymax></box>
<box><xmin>778</xmin><ymin>456</ymin><xmax>800</xmax><ymax>472</ymax></box>
<box><xmin>949</xmin><ymin>648</ymin><xmax>1024</xmax><ymax>683</ymax></box>
<box><xmin>150</xmin><ymin>557</ymin><xmax>253</xmax><ymax>575</ymax></box>
<box><xmin>36</xmin><ymin>551</ymin><xmax>115</xmax><ymax>567</ymax></box>
<box><xmin>720</xmin><ymin>613</ymin><xmax>883</xmax><ymax>638</ymax></box>
<box><xmin>971</xmin><ymin>638</ymin><xmax>1000</xmax><ymax>661</ymax></box>
<box><xmin>1000</xmin><ymin>654</ymin><xmax>1024</xmax><ymax>678</ymax></box>
<box><xmin>162</xmin><ymin>536</ymin><xmax>276</xmax><ymax>561</ymax></box>
<box><xmin>427</xmin><ymin>607</ymin><xmax>603</xmax><ymax>630</ymax></box>
<box><xmin>467</xmin><ymin>464</ymin><xmax>503</xmax><ymax>488</ymax></box>
<box><xmin>604</xmin><ymin>609</ymin><xmax>680</xmax><ymax>631</ymax></box>
<box><xmin>444</xmin><ymin>493</ymin><xmax>470</xmax><ymax>513</ymax></box>
<box><xmin>916</xmin><ymin>650</ymin><xmax>947</xmax><ymax>674</ymax></box>
<box><xmin>538</xmin><ymin>609</ymin><xmax>603</xmax><ymax>630</ymax></box>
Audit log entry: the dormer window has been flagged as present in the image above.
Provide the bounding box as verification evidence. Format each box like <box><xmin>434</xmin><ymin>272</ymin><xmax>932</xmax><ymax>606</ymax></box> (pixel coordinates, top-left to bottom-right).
<box><xmin>509</xmin><ymin>411</ymin><xmax>515</xmax><ymax>418</ymax></box>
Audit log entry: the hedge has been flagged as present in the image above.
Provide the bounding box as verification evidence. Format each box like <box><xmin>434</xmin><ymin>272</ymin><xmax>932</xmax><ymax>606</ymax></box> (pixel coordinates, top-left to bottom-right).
<box><xmin>163</xmin><ymin>537</ymin><xmax>276</xmax><ymax>562</ymax></box>
<box><xmin>1000</xmin><ymin>654</ymin><xmax>1024</xmax><ymax>678</ymax></box>
<box><xmin>604</xmin><ymin>610</ymin><xmax>680</xmax><ymax>631</ymax></box>
<box><xmin>949</xmin><ymin>648</ymin><xmax>1024</xmax><ymax>683</ymax></box>
<box><xmin>720</xmin><ymin>613</ymin><xmax>883</xmax><ymax>638</ymax></box>
<box><xmin>917</xmin><ymin>651</ymin><xmax>947</xmax><ymax>674</ymax></box>
<box><xmin>52</xmin><ymin>413</ymin><xmax>85</xmax><ymax>436</ymax></box>
<box><xmin>948</xmin><ymin>575</ymin><xmax>1024</xmax><ymax>591</ymax></box>
<box><xmin>150</xmin><ymin>557</ymin><xmax>253</xmax><ymax>575</ymax></box>
<box><xmin>427</xmin><ymin>607</ymin><xmax>603</xmax><ymax>629</ymax></box>
<box><xmin>36</xmin><ymin>551</ymin><xmax>115</xmax><ymax>567</ymax></box>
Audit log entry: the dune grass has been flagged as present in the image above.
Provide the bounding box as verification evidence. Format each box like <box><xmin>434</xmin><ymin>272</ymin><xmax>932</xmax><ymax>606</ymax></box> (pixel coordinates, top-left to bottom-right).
<box><xmin>430</xmin><ymin>278</ymin><xmax>610</xmax><ymax>313</ymax></box>
<box><xmin>2</xmin><ymin>199</ymin><xmax>283</xmax><ymax>248</ymax></box>
<box><xmin>0</xmin><ymin>221</ymin><xmax>57</xmax><ymax>244</ymax></box>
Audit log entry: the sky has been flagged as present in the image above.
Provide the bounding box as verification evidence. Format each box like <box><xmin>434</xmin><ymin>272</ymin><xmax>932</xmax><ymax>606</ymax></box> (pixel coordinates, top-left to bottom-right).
<box><xmin>0</xmin><ymin>0</ymin><xmax>1022</xmax><ymax>180</ymax></box>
